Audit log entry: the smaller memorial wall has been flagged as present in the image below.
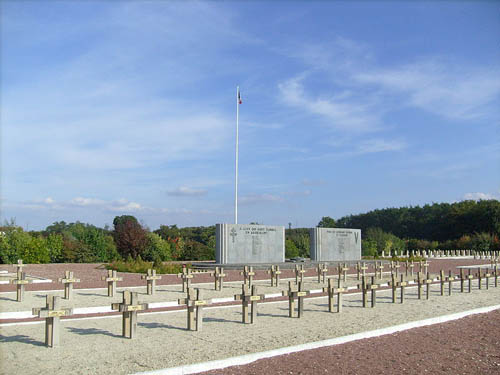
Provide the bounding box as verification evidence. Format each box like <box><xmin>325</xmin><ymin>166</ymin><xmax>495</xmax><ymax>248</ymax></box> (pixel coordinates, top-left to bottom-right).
<box><xmin>310</xmin><ymin>227</ymin><xmax>361</xmax><ymax>261</ymax></box>
<box><xmin>216</xmin><ymin>224</ymin><xmax>285</xmax><ymax>264</ymax></box>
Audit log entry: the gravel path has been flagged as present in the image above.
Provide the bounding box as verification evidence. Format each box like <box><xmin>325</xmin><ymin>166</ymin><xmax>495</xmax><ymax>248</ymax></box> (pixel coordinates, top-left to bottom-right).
<box><xmin>1</xmin><ymin>278</ymin><xmax>499</xmax><ymax>375</ymax></box>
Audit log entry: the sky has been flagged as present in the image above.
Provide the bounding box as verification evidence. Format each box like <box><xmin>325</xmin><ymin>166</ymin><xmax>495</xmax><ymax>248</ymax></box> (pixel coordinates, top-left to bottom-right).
<box><xmin>1</xmin><ymin>1</ymin><xmax>499</xmax><ymax>231</ymax></box>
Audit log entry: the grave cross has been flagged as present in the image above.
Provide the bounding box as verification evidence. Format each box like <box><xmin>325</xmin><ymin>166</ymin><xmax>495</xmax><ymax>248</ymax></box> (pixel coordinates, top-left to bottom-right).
<box><xmin>361</xmin><ymin>276</ymin><xmax>380</xmax><ymax>308</ymax></box>
<box><xmin>323</xmin><ymin>278</ymin><xmax>346</xmax><ymax>313</ymax></box>
<box><xmin>141</xmin><ymin>269</ymin><xmax>162</xmax><ymax>295</ymax></box>
<box><xmin>338</xmin><ymin>263</ymin><xmax>349</xmax><ymax>283</ymax></box>
<box><xmin>212</xmin><ymin>267</ymin><xmax>226</xmax><ymax>291</ymax></box>
<box><xmin>282</xmin><ymin>281</ymin><xmax>310</xmax><ymax>318</ymax></box>
<box><xmin>178</xmin><ymin>288</ymin><xmax>209</xmax><ymax>331</ymax></box>
<box><xmin>494</xmin><ymin>265</ymin><xmax>498</xmax><ymax>288</ymax></box>
<box><xmin>406</xmin><ymin>261</ymin><xmax>415</xmax><ymax>277</ymax></box>
<box><xmin>101</xmin><ymin>270</ymin><xmax>123</xmax><ymax>297</ymax></box>
<box><xmin>32</xmin><ymin>295</ymin><xmax>73</xmax><ymax>347</ymax></box>
<box><xmin>445</xmin><ymin>271</ymin><xmax>455</xmax><ymax>296</ymax></box>
<box><xmin>476</xmin><ymin>267</ymin><xmax>484</xmax><ymax>290</ymax></box>
<box><xmin>177</xmin><ymin>268</ymin><xmax>194</xmax><ymax>292</ymax></box>
<box><xmin>416</xmin><ymin>272</ymin><xmax>424</xmax><ymax>299</ymax></box>
<box><xmin>390</xmin><ymin>261</ymin><xmax>400</xmax><ymax>278</ymax></box>
<box><xmin>111</xmin><ymin>290</ymin><xmax>148</xmax><ymax>339</ymax></box>
<box><xmin>234</xmin><ymin>284</ymin><xmax>265</xmax><ymax>324</ymax></box>
<box><xmin>317</xmin><ymin>263</ymin><xmax>328</xmax><ymax>283</ymax></box>
<box><xmin>375</xmin><ymin>262</ymin><xmax>384</xmax><ymax>280</ymax></box>
<box><xmin>58</xmin><ymin>271</ymin><xmax>80</xmax><ymax>300</ymax></box>
<box><xmin>459</xmin><ymin>269</ymin><xmax>466</xmax><ymax>293</ymax></box>
<box><xmin>10</xmin><ymin>271</ymin><xmax>32</xmax><ymax>302</ymax></box>
<box><xmin>356</xmin><ymin>262</ymin><xmax>368</xmax><ymax>280</ymax></box>
<box><xmin>438</xmin><ymin>270</ymin><xmax>447</xmax><ymax>296</ymax></box>
<box><xmin>390</xmin><ymin>274</ymin><xmax>408</xmax><ymax>303</ymax></box>
<box><xmin>420</xmin><ymin>260</ymin><xmax>429</xmax><ymax>275</ymax></box>
<box><xmin>14</xmin><ymin>259</ymin><xmax>25</xmax><ymax>277</ymax></box>
<box><xmin>267</xmin><ymin>265</ymin><xmax>282</xmax><ymax>287</ymax></box>
<box><xmin>241</xmin><ymin>266</ymin><xmax>255</xmax><ymax>288</ymax></box>
<box><xmin>422</xmin><ymin>272</ymin><xmax>434</xmax><ymax>300</ymax></box>
<box><xmin>295</xmin><ymin>264</ymin><xmax>306</xmax><ymax>284</ymax></box>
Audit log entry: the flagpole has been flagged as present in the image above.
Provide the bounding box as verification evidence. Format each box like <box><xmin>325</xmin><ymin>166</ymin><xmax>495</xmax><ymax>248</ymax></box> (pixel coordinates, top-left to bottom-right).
<box><xmin>235</xmin><ymin>86</ymin><xmax>239</xmax><ymax>224</ymax></box>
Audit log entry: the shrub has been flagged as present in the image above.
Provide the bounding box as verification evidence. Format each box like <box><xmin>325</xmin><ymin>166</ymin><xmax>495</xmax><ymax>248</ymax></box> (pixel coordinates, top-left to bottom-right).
<box><xmin>106</xmin><ymin>258</ymin><xmax>189</xmax><ymax>274</ymax></box>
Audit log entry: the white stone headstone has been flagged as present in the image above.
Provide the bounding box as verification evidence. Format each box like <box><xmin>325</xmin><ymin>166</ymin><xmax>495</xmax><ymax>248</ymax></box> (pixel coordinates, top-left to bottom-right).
<box><xmin>310</xmin><ymin>228</ymin><xmax>361</xmax><ymax>261</ymax></box>
<box><xmin>216</xmin><ymin>224</ymin><xmax>285</xmax><ymax>264</ymax></box>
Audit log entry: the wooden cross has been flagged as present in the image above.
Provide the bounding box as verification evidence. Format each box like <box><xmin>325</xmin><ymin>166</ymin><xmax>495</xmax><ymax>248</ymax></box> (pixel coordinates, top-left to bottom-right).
<box><xmin>101</xmin><ymin>270</ymin><xmax>123</xmax><ymax>297</ymax></box>
<box><xmin>295</xmin><ymin>264</ymin><xmax>306</xmax><ymax>284</ymax></box>
<box><xmin>375</xmin><ymin>262</ymin><xmax>384</xmax><ymax>280</ymax></box>
<box><xmin>390</xmin><ymin>274</ymin><xmax>408</xmax><ymax>303</ymax></box>
<box><xmin>406</xmin><ymin>261</ymin><xmax>415</xmax><ymax>277</ymax></box>
<box><xmin>422</xmin><ymin>272</ymin><xmax>433</xmax><ymax>300</ymax></box>
<box><xmin>282</xmin><ymin>281</ymin><xmax>310</xmax><ymax>318</ymax></box>
<box><xmin>178</xmin><ymin>288</ymin><xmax>208</xmax><ymax>331</ymax></box>
<box><xmin>438</xmin><ymin>270</ymin><xmax>446</xmax><ymax>296</ymax></box>
<box><xmin>420</xmin><ymin>260</ymin><xmax>429</xmax><ymax>274</ymax></box>
<box><xmin>323</xmin><ymin>278</ymin><xmax>346</xmax><ymax>312</ymax></box>
<box><xmin>316</xmin><ymin>263</ymin><xmax>328</xmax><ymax>283</ymax></box>
<box><xmin>361</xmin><ymin>276</ymin><xmax>379</xmax><ymax>308</ymax></box>
<box><xmin>494</xmin><ymin>265</ymin><xmax>498</xmax><ymax>288</ymax></box>
<box><xmin>241</xmin><ymin>266</ymin><xmax>255</xmax><ymax>288</ymax></box>
<box><xmin>267</xmin><ymin>265</ymin><xmax>282</xmax><ymax>287</ymax></box>
<box><xmin>141</xmin><ymin>269</ymin><xmax>162</xmax><ymax>295</ymax></box>
<box><xmin>356</xmin><ymin>262</ymin><xmax>368</xmax><ymax>280</ymax></box>
<box><xmin>445</xmin><ymin>270</ymin><xmax>455</xmax><ymax>295</ymax></box>
<box><xmin>212</xmin><ymin>267</ymin><xmax>226</xmax><ymax>291</ymax></box>
<box><xmin>58</xmin><ymin>271</ymin><xmax>80</xmax><ymax>300</ymax></box>
<box><xmin>10</xmin><ymin>271</ymin><xmax>32</xmax><ymax>302</ymax></box>
<box><xmin>32</xmin><ymin>295</ymin><xmax>73</xmax><ymax>347</ymax></box>
<box><xmin>464</xmin><ymin>269</ymin><xmax>474</xmax><ymax>293</ymax></box>
<box><xmin>338</xmin><ymin>263</ymin><xmax>349</xmax><ymax>283</ymax></box>
<box><xmin>234</xmin><ymin>284</ymin><xmax>265</xmax><ymax>324</ymax></box>
<box><xmin>14</xmin><ymin>259</ymin><xmax>25</xmax><ymax>277</ymax></box>
<box><xmin>177</xmin><ymin>267</ymin><xmax>194</xmax><ymax>292</ymax></box>
<box><xmin>111</xmin><ymin>290</ymin><xmax>148</xmax><ymax>339</ymax></box>
<box><xmin>475</xmin><ymin>267</ymin><xmax>486</xmax><ymax>290</ymax></box>
<box><xmin>390</xmin><ymin>261</ymin><xmax>400</xmax><ymax>278</ymax></box>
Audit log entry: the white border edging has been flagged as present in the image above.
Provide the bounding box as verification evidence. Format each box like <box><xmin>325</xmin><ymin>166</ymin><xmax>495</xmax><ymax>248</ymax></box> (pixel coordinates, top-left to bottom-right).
<box><xmin>132</xmin><ymin>304</ymin><xmax>500</xmax><ymax>375</ymax></box>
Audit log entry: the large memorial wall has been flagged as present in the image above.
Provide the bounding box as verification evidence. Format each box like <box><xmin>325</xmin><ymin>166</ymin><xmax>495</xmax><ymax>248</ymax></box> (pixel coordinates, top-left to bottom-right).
<box><xmin>310</xmin><ymin>227</ymin><xmax>361</xmax><ymax>261</ymax></box>
<box><xmin>216</xmin><ymin>224</ymin><xmax>285</xmax><ymax>264</ymax></box>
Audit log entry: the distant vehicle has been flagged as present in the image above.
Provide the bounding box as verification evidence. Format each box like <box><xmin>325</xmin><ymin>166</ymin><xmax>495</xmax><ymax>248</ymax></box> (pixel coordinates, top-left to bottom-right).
<box><xmin>289</xmin><ymin>257</ymin><xmax>306</xmax><ymax>263</ymax></box>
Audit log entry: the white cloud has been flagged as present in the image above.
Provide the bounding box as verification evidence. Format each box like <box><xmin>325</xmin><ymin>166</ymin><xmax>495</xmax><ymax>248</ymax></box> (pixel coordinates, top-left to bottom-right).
<box><xmin>354</xmin><ymin>61</ymin><xmax>500</xmax><ymax>121</ymax></box>
<box><xmin>239</xmin><ymin>193</ymin><xmax>284</xmax><ymax>205</ymax></box>
<box><xmin>167</xmin><ymin>187</ymin><xmax>208</xmax><ymax>197</ymax></box>
<box><xmin>356</xmin><ymin>138</ymin><xmax>407</xmax><ymax>154</ymax></box>
<box><xmin>278</xmin><ymin>76</ymin><xmax>380</xmax><ymax>133</ymax></box>
<box><xmin>463</xmin><ymin>192</ymin><xmax>499</xmax><ymax>201</ymax></box>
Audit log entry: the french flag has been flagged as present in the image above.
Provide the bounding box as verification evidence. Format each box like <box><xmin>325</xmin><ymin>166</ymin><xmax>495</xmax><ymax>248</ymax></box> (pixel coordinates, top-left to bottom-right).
<box><xmin>238</xmin><ymin>89</ymin><xmax>242</xmax><ymax>104</ymax></box>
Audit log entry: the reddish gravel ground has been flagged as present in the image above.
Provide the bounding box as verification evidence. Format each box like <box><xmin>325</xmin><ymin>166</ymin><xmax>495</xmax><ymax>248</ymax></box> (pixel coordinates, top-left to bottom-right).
<box><xmin>201</xmin><ymin>309</ymin><xmax>500</xmax><ymax>375</ymax></box>
<box><xmin>0</xmin><ymin>258</ymin><xmax>494</xmax><ymax>292</ymax></box>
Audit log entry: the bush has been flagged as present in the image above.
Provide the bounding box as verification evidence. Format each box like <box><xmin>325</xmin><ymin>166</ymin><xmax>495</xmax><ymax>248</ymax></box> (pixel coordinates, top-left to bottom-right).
<box><xmin>285</xmin><ymin>239</ymin><xmax>299</xmax><ymax>258</ymax></box>
<box><xmin>142</xmin><ymin>232</ymin><xmax>172</xmax><ymax>262</ymax></box>
<box><xmin>106</xmin><ymin>258</ymin><xmax>189</xmax><ymax>274</ymax></box>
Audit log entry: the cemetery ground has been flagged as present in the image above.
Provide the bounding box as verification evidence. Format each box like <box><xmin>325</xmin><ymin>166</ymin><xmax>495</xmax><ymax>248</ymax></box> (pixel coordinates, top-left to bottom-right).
<box><xmin>0</xmin><ymin>258</ymin><xmax>499</xmax><ymax>374</ymax></box>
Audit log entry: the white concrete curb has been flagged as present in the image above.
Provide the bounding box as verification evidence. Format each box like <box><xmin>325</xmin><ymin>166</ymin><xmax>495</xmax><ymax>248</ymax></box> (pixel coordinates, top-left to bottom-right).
<box><xmin>132</xmin><ymin>304</ymin><xmax>500</xmax><ymax>375</ymax></box>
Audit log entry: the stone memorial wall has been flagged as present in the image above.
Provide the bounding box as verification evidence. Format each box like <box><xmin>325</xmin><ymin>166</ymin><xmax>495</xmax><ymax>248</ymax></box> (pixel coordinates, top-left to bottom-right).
<box><xmin>216</xmin><ymin>224</ymin><xmax>285</xmax><ymax>264</ymax></box>
<box><xmin>310</xmin><ymin>227</ymin><xmax>361</xmax><ymax>261</ymax></box>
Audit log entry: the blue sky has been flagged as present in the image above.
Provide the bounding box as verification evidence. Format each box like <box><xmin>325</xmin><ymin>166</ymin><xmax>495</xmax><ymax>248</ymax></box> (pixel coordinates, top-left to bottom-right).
<box><xmin>1</xmin><ymin>1</ymin><xmax>499</xmax><ymax>231</ymax></box>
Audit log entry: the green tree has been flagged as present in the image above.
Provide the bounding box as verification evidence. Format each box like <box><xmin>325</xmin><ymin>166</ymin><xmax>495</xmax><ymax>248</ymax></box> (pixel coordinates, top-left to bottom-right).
<box><xmin>285</xmin><ymin>239</ymin><xmax>299</xmax><ymax>258</ymax></box>
<box><xmin>113</xmin><ymin>216</ymin><xmax>147</xmax><ymax>259</ymax></box>
<box><xmin>46</xmin><ymin>233</ymin><xmax>64</xmax><ymax>263</ymax></box>
<box><xmin>318</xmin><ymin>216</ymin><xmax>336</xmax><ymax>228</ymax></box>
<box><xmin>143</xmin><ymin>232</ymin><xmax>172</xmax><ymax>262</ymax></box>
<box><xmin>362</xmin><ymin>239</ymin><xmax>377</xmax><ymax>257</ymax></box>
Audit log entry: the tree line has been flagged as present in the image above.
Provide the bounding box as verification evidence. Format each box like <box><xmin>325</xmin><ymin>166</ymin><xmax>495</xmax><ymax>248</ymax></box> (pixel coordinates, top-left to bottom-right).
<box><xmin>0</xmin><ymin>200</ymin><xmax>498</xmax><ymax>263</ymax></box>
